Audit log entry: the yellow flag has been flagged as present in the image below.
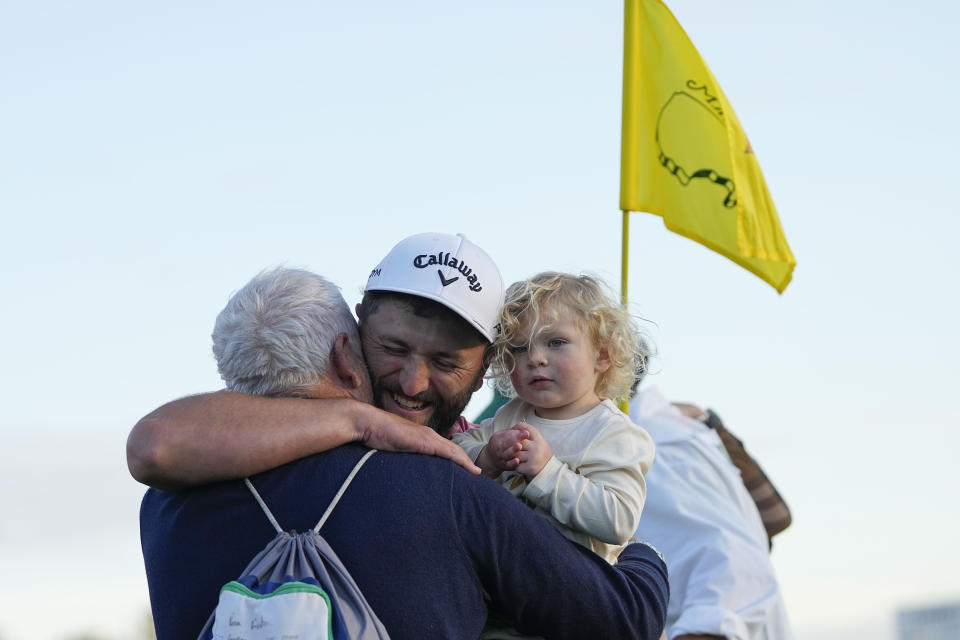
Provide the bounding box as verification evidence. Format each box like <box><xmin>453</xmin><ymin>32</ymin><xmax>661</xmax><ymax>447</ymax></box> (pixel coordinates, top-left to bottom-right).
<box><xmin>620</xmin><ymin>0</ymin><xmax>796</xmax><ymax>293</ymax></box>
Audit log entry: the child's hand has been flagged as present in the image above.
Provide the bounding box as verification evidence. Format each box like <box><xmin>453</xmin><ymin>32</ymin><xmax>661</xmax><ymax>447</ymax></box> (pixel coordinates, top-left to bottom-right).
<box><xmin>515</xmin><ymin>423</ymin><xmax>552</xmax><ymax>480</ymax></box>
<box><xmin>476</xmin><ymin>426</ymin><xmax>531</xmax><ymax>478</ymax></box>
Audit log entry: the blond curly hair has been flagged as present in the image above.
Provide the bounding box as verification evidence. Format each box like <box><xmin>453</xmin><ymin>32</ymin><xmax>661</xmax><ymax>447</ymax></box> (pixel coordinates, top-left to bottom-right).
<box><xmin>489</xmin><ymin>272</ymin><xmax>648</xmax><ymax>403</ymax></box>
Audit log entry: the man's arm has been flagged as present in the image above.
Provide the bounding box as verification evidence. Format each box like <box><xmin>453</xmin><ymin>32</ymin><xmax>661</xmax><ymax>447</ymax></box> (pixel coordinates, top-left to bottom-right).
<box><xmin>127</xmin><ymin>392</ymin><xmax>479</xmax><ymax>489</ymax></box>
<box><xmin>454</xmin><ymin>469</ymin><xmax>668</xmax><ymax>640</ymax></box>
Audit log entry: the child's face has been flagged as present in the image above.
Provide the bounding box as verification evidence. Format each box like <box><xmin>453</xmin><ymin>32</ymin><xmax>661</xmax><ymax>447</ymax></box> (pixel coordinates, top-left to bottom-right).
<box><xmin>508</xmin><ymin>308</ymin><xmax>611</xmax><ymax>420</ymax></box>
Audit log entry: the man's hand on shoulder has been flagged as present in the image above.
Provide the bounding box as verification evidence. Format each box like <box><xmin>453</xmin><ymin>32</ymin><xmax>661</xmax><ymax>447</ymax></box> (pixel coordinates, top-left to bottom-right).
<box><xmin>353</xmin><ymin>402</ymin><xmax>480</xmax><ymax>474</ymax></box>
<box><xmin>127</xmin><ymin>392</ymin><xmax>480</xmax><ymax>490</ymax></box>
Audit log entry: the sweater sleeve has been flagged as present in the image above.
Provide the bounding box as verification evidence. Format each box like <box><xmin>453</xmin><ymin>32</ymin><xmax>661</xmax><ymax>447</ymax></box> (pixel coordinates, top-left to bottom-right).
<box><xmin>451</xmin><ymin>416</ymin><xmax>496</xmax><ymax>462</ymax></box>
<box><xmin>522</xmin><ymin>412</ymin><xmax>654</xmax><ymax>545</ymax></box>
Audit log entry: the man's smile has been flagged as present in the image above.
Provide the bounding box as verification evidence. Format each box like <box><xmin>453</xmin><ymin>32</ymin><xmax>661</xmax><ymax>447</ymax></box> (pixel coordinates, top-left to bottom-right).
<box><xmin>390</xmin><ymin>391</ymin><xmax>430</xmax><ymax>411</ymax></box>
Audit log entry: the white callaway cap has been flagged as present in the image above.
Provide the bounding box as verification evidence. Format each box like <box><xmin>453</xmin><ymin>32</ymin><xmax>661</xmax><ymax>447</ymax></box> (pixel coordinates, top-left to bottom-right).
<box><xmin>364</xmin><ymin>232</ymin><xmax>505</xmax><ymax>342</ymax></box>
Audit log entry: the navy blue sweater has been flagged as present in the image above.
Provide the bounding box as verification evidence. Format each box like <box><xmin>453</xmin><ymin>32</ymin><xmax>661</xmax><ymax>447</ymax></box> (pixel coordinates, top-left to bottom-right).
<box><xmin>141</xmin><ymin>444</ymin><xmax>667</xmax><ymax>639</ymax></box>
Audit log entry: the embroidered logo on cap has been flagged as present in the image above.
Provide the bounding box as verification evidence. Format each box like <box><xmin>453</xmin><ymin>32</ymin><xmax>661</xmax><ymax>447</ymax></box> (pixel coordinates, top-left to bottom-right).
<box><xmin>437</xmin><ymin>271</ymin><xmax>458</xmax><ymax>287</ymax></box>
<box><xmin>413</xmin><ymin>253</ymin><xmax>483</xmax><ymax>292</ymax></box>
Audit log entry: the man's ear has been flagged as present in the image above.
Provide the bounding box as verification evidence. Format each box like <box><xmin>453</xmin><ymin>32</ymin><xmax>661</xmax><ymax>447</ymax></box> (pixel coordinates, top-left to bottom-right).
<box><xmin>473</xmin><ymin>369</ymin><xmax>487</xmax><ymax>392</ymax></box>
<box><xmin>331</xmin><ymin>333</ymin><xmax>364</xmax><ymax>392</ymax></box>
<box><xmin>475</xmin><ymin>345</ymin><xmax>495</xmax><ymax>391</ymax></box>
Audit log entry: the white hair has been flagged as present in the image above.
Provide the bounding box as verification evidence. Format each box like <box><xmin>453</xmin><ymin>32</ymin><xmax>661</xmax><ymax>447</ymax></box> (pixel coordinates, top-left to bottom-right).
<box><xmin>212</xmin><ymin>267</ymin><xmax>361</xmax><ymax>396</ymax></box>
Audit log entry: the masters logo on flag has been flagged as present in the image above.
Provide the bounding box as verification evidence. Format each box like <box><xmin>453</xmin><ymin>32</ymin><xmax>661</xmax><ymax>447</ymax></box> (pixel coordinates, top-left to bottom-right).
<box><xmin>656</xmin><ymin>80</ymin><xmax>736</xmax><ymax>209</ymax></box>
<box><xmin>620</xmin><ymin>0</ymin><xmax>796</xmax><ymax>293</ymax></box>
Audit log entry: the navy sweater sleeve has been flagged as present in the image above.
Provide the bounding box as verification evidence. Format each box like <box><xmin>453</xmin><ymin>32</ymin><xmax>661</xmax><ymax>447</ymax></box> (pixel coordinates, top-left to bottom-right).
<box><xmin>451</xmin><ymin>467</ymin><xmax>669</xmax><ymax>640</ymax></box>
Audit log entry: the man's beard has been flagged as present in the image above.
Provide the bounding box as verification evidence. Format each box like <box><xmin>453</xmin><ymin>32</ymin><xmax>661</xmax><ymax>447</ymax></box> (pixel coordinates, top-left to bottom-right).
<box><xmin>370</xmin><ymin>372</ymin><xmax>481</xmax><ymax>435</ymax></box>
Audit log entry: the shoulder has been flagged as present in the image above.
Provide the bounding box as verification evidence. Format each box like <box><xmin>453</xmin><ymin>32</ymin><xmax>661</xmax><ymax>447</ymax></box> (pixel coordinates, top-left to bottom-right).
<box><xmin>648</xmin><ymin>427</ymin><xmax>737</xmax><ymax>482</ymax></box>
<box><xmin>595</xmin><ymin>398</ymin><xmax>634</xmax><ymax>424</ymax></box>
<box><xmin>348</xmin><ymin>446</ymin><xmax>461</xmax><ymax>490</ymax></box>
<box><xmin>587</xmin><ymin>399</ymin><xmax>651</xmax><ymax>442</ymax></box>
<box><xmin>629</xmin><ymin>393</ymin><xmax>711</xmax><ymax>446</ymax></box>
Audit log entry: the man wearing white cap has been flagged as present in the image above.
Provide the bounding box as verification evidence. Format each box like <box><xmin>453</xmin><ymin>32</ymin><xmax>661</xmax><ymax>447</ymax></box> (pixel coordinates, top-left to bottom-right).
<box><xmin>128</xmin><ymin>232</ymin><xmax>505</xmax><ymax>486</ymax></box>
<box><xmin>355</xmin><ymin>231</ymin><xmax>504</xmax><ymax>435</ymax></box>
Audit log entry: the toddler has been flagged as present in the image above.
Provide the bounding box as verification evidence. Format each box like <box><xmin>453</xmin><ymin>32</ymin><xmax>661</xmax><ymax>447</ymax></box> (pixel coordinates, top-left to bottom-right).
<box><xmin>453</xmin><ymin>272</ymin><xmax>654</xmax><ymax>564</ymax></box>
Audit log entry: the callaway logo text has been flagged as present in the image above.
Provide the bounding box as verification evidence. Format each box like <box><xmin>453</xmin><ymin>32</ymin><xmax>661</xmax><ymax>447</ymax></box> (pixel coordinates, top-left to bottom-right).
<box><xmin>413</xmin><ymin>253</ymin><xmax>483</xmax><ymax>291</ymax></box>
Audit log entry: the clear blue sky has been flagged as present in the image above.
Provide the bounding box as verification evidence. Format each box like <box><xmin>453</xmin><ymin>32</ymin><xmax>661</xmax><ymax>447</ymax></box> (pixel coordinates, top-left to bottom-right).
<box><xmin>2</xmin><ymin>1</ymin><xmax>958</xmax><ymax>638</ymax></box>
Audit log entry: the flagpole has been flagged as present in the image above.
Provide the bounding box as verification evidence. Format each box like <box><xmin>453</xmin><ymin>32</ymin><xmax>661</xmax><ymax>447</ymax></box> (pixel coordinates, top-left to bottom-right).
<box><xmin>620</xmin><ymin>0</ymin><xmax>633</xmax><ymax>317</ymax></box>
<box><xmin>621</xmin><ymin>210</ymin><xmax>629</xmax><ymax>307</ymax></box>
<box><xmin>619</xmin><ymin>209</ymin><xmax>630</xmax><ymax>413</ymax></box>
<box><xmin>618</xmin><ymin>1</ymin><xmax>634</xmax><ymax>414</ymax></box>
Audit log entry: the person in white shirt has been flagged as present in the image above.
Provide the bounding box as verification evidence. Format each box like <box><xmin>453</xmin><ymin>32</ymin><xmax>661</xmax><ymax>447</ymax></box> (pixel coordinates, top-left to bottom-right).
<box><xmin>630</xmin><ymin>386</ymin><xmax>795</xmax><ymax>640</ymax></box>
